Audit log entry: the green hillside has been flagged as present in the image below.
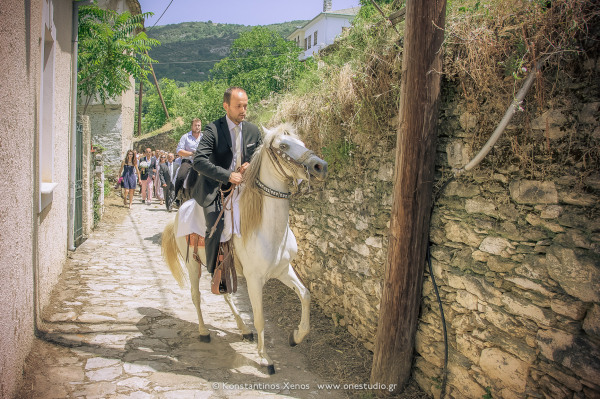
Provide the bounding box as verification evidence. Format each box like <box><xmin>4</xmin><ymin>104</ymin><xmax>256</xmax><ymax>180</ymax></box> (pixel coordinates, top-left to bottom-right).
<box><xmin>146</xmin><ymin>21</ymin><xmax>307</xmax><ymax>83</ymax></box>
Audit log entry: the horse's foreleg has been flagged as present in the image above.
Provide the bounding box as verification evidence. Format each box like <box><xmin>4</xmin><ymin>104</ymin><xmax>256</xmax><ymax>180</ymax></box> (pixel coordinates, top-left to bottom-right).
<box><xmin>277</xmin><ymin>265</ymin><xmax>311</xmax><ymax>346</ymax></box>
<box><xmin>187</xmin><ymin>261</ymin><xmax>210</xmax><ymax>342</ymax></box>
<box><xmin>223</xmin><ymin>294</ymin><xmax>253</xmax><ymax>340</ymax></box>
<box><xmin>246</xmin><ymin>276</ymin><xmax>274</xmax><ymax>374</ymax></box>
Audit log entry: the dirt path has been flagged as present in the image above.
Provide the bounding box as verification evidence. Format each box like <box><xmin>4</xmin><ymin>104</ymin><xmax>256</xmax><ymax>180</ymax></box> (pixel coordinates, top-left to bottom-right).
<box><xmin>17</xmin><ymin>191</ymin><xmax>428</xmax><ymax>399</ymax></box>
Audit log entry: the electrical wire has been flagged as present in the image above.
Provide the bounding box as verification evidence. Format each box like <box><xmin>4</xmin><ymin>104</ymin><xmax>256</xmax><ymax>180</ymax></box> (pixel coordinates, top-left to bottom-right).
<box><xmin>147</xmin><ymin>0</ymin><xmax>175</xmax><ymax>31</ymax></box>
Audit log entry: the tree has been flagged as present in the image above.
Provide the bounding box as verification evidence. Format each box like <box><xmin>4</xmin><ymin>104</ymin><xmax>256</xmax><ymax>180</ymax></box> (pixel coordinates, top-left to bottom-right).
<box><xmin>211</xmin><ymin>26</ymin><xmax>308</xmax><ymax>101</ymax></box>
<box><xmin>77</xmin><ymin>3</ymin><xmax>159</xmax><ymax>114</ymax></box>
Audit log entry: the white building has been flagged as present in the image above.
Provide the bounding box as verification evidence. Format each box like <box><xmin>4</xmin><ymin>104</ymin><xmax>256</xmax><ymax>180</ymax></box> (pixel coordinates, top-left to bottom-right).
<box><xmin>287</xmin><ymin>1</ymin><xmax>360</xmax><ymax>60</ymax></box>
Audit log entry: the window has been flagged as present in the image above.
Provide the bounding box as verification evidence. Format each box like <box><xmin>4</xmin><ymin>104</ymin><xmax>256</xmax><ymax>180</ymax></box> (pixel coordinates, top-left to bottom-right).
<box><xmin>314</xmin><ymin>31</ymin><xmax>318</xmax><ymax>46</ymax></box>
<box><xmin>307</xmin><ymin>35</ymin><xmax>311</xmax><ymax>49</ymax></box>
<box><xmin>304</xmin><ymin>38</ymin><xmax>307</xmax><ymax>50</ymax></box>
<box><xmin>39</xmin><ymin>0</ymin><xmax>56</xmax><ymax>212</ymax></box>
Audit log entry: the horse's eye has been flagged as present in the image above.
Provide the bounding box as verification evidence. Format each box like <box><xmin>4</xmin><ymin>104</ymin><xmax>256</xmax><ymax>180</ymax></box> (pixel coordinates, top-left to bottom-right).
<box><xmin>279</xmin><ymin>143</ymin><xmax>289</xmax><ymax>151</ymax></box>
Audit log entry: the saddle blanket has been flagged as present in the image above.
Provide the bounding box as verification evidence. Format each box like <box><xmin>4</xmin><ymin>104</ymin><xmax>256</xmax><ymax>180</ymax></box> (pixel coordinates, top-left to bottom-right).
<box><xmin>175</xmin><ymin>190</ymin><xmax>242</xmax><ymax>243</ymax></box>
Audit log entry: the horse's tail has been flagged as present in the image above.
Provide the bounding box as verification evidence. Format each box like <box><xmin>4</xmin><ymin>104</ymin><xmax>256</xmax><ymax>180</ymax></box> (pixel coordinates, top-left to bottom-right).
<box><xmin>161</xmin><ymin>219</ymin><xmax>187</xmax><ymax>288</ymax></box>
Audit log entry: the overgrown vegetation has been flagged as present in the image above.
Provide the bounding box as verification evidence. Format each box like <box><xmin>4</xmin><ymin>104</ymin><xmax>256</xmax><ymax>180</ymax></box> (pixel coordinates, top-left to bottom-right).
<box><xmin>78</xmin><ymin>2</ymin><xmax>159</xmax><ymax>114</ymax></box>
<box><xmin>266</xmin><ymin>0</ymin><xmax>600</xmax><ymax>178</ymax></box>
<box><xmin>139</xmin><ymin>26</ymin><xmax>310</xmax><ymax>138</ymax></box>
<box><xmin>146</xmin><ymin>21</ymin><xmax>307</xmax><ymax>82</ymax></box>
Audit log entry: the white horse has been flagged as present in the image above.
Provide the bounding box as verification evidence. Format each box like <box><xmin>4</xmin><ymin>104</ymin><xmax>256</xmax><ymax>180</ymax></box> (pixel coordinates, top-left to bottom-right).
<box><xmin>161</xmin><ymin>124</ymin><xmax>328</xmax><ymax>374</ymax></box>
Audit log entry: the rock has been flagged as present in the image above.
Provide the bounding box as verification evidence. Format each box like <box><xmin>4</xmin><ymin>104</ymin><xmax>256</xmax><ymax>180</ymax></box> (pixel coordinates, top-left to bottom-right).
<box><xmin>526</xmin><ymin>213</ymin><xmax>564</xmax><ymax>233</ymax></box>
<box><xmin>536</xmin><ymin>205</ymin><xmax>563</xmax><ymax>219</ymax></box>
<box><xmin>487</xmin><ymin>256</ymin><xmax>517</xmax><ymax>272</ymax></box>
<box><xmin>459</xmin><ymin>112</ymin><xmax>478</xmax><ymax>130</ymax></box>
<box><xmin>445</xmin><ymin>221</ymin><xmax>482</xmax><ymax>247</ymax></box>
<box><xmin>376</xmin><ymin>162</ymin><xmax>394</xmax><ymax>181</ymax></box>
<box><xmin>546</xmin><ymin>246</ymin><xmax>600</xmax><ymax>303</ymax></box>
<box><xmin>479</xmin><ymin>348</ymin><xmax>529</xmax><ymax>394</ymax></box>
<box><xmin>443</xmin><ymin>180</ymin><xmax>480</xmax><ymax>197</ymax></box>
<box><xmin>583</xmin><ymin>304</ymin><xmax>600</xmax><ymax>338</ymax></box>
<box><xmin>501</xmin><ymin>292</ymin><xmax>553</xmax><ymax>326</ymax></box>
<box><xmin>462</xmin><ymin>275</ymin><xmax>502</xmax><ymax>306</ymax></box>
<box><xmin>456</xmin><ymin>290</ymin><xmax>478</xmax><ymax>310</ymax></box>
<box><xmin>578</xmin><ymin>102</ymin><xmax>599</xmax><ymax>124</ymax></box>
<box><xmin>479</xmin><ymin>236</ymin><xmax>514</xmax><ymax>256</ymax></box>
<box><xmin>465</xmin><ymin>198</ymin><xmax>497</xmax><ymax>217</ymax></box>
<box><xmin>509</xmin><ymin>180</ymin><xmax>558</xmax><ymax>205</ymax></box>
<box><xmin>550</xmin><ymin>296</ymin><xmax>587</xmax><ymax>321</ymax></box>
<box><xmin>505</xmin><ymin>276</ymin><xmax>552</xmax><ymax>296</ymax></box>
<box><xmin>560</xmin><ymin>191</ymin><xmax>598</xmax><ymax>207</ymax></box>
<box><xmin>446</xmin><ymin>140</ymin><xmax>472</xmax><ymax>168</ymax></box>
<box><xmin>448</xmin><ymin>363</ymin><xmax>487</xmax><ymax>398</ymax></box>
<box><xmin>537</xmin><ymin>328</ymin><xmax>600</xmax><ymax>385</ymax></box>
<box><xmin>530</xmin><ymin>109</ymin><xmax>568</xmax><ymax>140</ymax></box>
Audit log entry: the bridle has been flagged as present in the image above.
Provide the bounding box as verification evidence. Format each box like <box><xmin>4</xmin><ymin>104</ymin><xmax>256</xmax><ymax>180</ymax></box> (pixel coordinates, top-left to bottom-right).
<box><xmin>256</xmin><ymin>143</ymin><xmax>314</xmax><ymax>199</ymax></box>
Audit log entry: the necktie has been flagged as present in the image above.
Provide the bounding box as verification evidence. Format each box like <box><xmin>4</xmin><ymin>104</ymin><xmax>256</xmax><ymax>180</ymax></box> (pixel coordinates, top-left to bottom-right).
<box><xmin>234</xmin><ymin>125</ymin><xmax>242</xmax><ymax>170</ymax></box>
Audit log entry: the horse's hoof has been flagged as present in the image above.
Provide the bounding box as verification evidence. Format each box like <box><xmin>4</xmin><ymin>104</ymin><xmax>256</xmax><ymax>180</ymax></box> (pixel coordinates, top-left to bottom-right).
<box><xmin>242</xmin><ymin>332</ymin><xmax>254</xmax><ymax>341</ymax></box>
<box><xmin>199</xmin><ymin>334</ymin><xmax>211</xmax><ymax>343</ymax></box>
<box><xmin>266</xmin><ymin>364</ymin><xmax>276</xmax><ymax>375</ymax></box>
<box><xmin>288</xmin><ymin>331</ymin><xmax>297</xmax><ymax>347</ymax></box>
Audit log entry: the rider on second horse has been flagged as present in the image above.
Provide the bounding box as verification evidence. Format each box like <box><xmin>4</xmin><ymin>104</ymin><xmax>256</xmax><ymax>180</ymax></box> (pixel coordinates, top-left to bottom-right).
<box><xmin>174</xmin><ymin>118</ymin><xmax>203</xmax><ymax>204</ymax></box>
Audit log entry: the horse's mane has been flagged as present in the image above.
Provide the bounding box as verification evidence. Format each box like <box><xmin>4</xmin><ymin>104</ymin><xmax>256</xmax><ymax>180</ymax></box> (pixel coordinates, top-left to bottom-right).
<box><xmin>240</xmin><ymin>123</ymin><xmax>298</xmax><ymax>240</ymax></box>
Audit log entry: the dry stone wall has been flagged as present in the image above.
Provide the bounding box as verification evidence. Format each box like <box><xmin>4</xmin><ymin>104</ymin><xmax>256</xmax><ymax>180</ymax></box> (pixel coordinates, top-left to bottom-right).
<box><xmin>289</xmin><ymin>58</ymin><xmax>599</xmax><ymax>398</ymax></box>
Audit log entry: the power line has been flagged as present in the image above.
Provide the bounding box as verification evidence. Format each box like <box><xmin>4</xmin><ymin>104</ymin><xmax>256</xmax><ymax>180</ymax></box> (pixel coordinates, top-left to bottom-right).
<box><xmin>147</xmin><ymin>0</ymin><xmax>175</xmax><ymax>31</ymax></box>
<box><xmin>149</xmin><ymin>52</ymin><xmax>299</xmax><ymax>65</ymax></box>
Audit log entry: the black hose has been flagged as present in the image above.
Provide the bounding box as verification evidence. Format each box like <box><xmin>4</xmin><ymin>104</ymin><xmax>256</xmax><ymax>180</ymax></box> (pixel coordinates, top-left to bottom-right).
<box><xmin>426</xmin><ymin>174</ymin><xmax>455</xmax><ymax>398</ymax></box>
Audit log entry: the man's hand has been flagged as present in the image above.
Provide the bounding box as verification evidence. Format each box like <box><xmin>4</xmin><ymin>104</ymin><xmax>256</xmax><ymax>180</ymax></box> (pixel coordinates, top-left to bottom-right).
<box><xmin>229</xmin><ymin>172</ymin><xmax>243</xmax><ymax>185</ymax></box>
<box><xmin>239</xmin><ymin>162</ymin><xmax>250</xmax><ymax>175</ymax></box>
<box><xmin>163</xmin><ymin>184</ymin><xmax>167</xmax><ymax>187</ymax></box>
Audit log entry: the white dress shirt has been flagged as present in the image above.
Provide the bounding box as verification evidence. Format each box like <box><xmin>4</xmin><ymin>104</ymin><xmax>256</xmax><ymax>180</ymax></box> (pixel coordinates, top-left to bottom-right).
<box><xmin>225</xmin><ymin>115</ymin><xmax>243</xmax><ymax>171</ymax></box>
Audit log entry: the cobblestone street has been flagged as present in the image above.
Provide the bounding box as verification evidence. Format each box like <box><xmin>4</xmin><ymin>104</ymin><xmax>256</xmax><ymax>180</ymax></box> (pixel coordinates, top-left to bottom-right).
<box><xmin>16</xmin><ymin>195</ymin><xmax>346</xmax><ymax>399</ymax></box>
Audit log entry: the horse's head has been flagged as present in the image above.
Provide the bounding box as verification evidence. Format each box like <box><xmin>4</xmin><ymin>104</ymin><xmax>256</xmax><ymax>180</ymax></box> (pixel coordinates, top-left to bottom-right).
<box><xmin>264</xmin><ymin>124</ymin><xmax>328</xmax><ymax>182</ymax></box>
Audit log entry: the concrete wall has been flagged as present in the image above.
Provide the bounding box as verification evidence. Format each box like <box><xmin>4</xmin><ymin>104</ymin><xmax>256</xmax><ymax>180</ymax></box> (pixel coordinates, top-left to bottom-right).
<box><xmin>302</xmin><ymin>15</ymin><xmax>353</xmax><ymax>59</ymax></box>
<box><xmin>289</xmin><ymin>57</ymin><xmax>600</xmax><ymax>398</ymax></box>
<box><xmin>0</xmin><ymin>0</ymin><xmax>73</xmax><ymax>397</ymax></box>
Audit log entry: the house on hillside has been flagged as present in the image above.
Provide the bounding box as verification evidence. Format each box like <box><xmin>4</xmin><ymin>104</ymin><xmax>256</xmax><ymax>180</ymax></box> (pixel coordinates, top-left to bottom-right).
<box><xmin>287</xmin><ymin>0</ymin><xmax>360</xmax><ymax>60</ymax></box>
<box><xmin>84</xmin><ymin>0</ymin><xmax>141</xmax><ymax>173</ymax></box>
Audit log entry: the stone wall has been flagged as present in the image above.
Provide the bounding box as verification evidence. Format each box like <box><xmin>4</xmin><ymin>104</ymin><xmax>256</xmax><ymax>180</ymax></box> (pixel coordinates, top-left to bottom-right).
<box><xmin>134</xmin><ymin>130</ymin><xmax>179</xmax><ymax>154</ymax></box>
<box><xmin>289</xmin><ymin>59</ymin><xmax>599</xmax><ymax>398</ymax></box>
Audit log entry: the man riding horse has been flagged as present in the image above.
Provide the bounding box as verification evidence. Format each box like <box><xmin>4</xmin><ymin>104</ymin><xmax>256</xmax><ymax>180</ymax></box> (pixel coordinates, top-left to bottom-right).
<box><xmin>191</xmin><ymin>87</ymin><xmax>262</xmax><ymax>292</ymax></box>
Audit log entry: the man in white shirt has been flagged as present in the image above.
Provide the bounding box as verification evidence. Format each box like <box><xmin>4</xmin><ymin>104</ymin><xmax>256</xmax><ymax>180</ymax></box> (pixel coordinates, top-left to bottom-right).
<box><xmin>174</xmin><ymin>118</ymin><xmax>202</xmax><ymax>202</ymax></box>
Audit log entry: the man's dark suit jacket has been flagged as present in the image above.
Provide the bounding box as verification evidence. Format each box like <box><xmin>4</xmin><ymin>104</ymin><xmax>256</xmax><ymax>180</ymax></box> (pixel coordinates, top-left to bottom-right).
<box><xmin>158</xmin><ymin>162</ymin><xmax>174</xmax><ymax>187</ymax></box>
<box><xmin>192</xmin><ymin>116</ymin><xmax>261</xmax><ymax>207</ymax></box>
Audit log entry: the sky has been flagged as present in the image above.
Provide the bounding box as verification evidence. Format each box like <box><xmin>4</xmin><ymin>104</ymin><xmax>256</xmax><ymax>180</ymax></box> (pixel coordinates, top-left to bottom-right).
<box><xmin>138</xmin><ymin>0</ymin><xmax>362</xmax><ymax>27</ymax></box>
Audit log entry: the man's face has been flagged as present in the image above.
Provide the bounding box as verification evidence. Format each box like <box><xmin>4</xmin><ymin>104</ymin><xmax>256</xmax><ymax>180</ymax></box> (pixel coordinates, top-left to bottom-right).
<box><xmin>192</xmin><ymin>121</ymin><xmax>202</xmax><ymax>134</ymax></box>
<box><xmin>168</xmin><ymin>153</ymin><xmax>174</xmax><ymax>162</ymax></box>
<box><xmin>145</xmin><ymin>148</ymin><xmax>151</xmax><ymax>157</ymax></box>
<box><xmin>223</xmin><ymin>90</ymin><xmax>248</xmax><ymax>125</ymax></box>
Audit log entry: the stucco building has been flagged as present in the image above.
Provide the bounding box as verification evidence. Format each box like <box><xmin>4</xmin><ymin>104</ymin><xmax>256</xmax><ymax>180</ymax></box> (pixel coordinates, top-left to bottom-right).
<box><xmin>0</xmin><ymin>1</ymin><xmax>139</xmax><ymax>397</ymax></box>
<box><xmin>287</xmin><ymin>0</ymin><xmax>360</xmax><ymax>60</ymax></box>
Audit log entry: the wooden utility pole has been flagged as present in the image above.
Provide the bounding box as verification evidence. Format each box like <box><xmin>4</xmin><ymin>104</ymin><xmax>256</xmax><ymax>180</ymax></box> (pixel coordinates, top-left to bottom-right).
<box><xmin>370</xmin><ymin>0</ymin><xmax>446</xmax><ymax>392</ymax></box>
<box><xmin>146</xmin><ymin>50</ymin><xmax>169</xmax><ymax>120</ymax></box>
<box><xmin>137</xmin><ymin>80</ymin><xmax>143</xmax><ymax>136</ymax></box>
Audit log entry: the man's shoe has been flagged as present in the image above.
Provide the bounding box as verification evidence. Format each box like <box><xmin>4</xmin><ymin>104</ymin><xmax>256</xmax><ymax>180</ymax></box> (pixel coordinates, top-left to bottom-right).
<box><xmin>142</xmin><ymin>200</ymin><xmax>145</xmax><ymax>204</ymax></box>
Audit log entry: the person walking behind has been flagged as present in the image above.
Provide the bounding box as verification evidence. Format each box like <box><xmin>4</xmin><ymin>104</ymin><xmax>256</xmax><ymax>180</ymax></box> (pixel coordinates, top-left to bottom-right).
<box><xmin>155</xmin><ymin>153</ymin><xmax>166</xmax><ymax>205</ymax></box>
<box><xmin>159</xmin><ymin>152</ymin><xmax>176</xmax><ymax>212</ymax></box>
<box><xmin>139</xmin><ymin>147</ymin><xmax>157</xmax><ymax>205</ymax></box>
<box><xmin>117</xmin><ymin>150</ymin><xmax>141</xmax><ymax>209</ymax></box>
<box><xmin>175</xmin><ymin>118</ymin><xmax>203</xmax><ymax>203</ymax></box>
<box><xmin>193</xmin><ymin>87</ymin><xmax>261</xmax><ymax>289</ymax></box>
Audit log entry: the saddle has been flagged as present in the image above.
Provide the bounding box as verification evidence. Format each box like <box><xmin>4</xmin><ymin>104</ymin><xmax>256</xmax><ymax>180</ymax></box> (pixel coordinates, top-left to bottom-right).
<box><xmin>185</xmin><ymin>233</ymin><xmax>237</xmax><ymax>295</ymax></box>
